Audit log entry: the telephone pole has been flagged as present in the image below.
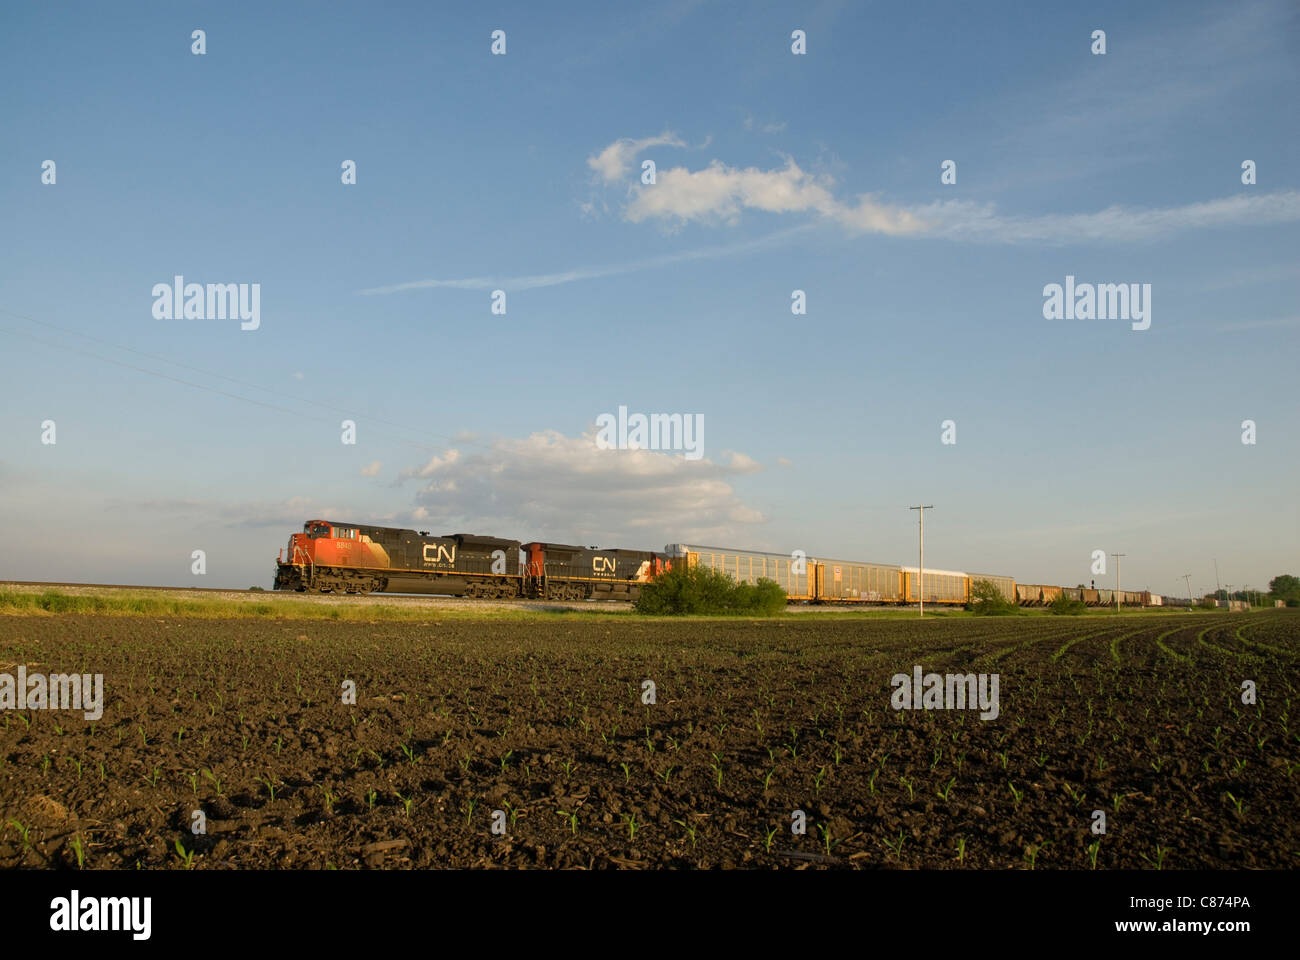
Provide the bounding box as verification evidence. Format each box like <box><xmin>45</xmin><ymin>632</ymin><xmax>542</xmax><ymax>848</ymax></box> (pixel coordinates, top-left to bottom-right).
<box><xmin>1112</xmin><ymin>553</ymin><xmax>1127</xmax><ymax>612</ymax></box>
<box><xmin>1214</xmin><ymin>559</ymin><xmax>1221</xmax><ymax>598</ymax></box>
<box><xmin>909</xmin><ymin>505</ymin><xmax>933</xmax><ymax>617</ymax></box>
<box><xmin>1182</xmin><ymin>573</ymin><xmax>1193</xmax><ymax>605</ymax></box>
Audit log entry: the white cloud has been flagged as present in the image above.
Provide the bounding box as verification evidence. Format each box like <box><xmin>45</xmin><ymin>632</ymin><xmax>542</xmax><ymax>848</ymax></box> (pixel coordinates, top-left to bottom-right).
<box><xmin>360</xmin><ymin>461</ymin><xmax>382</xmax><ymax>477</ymax></box>
<box><xmin>398</xmin><ymin>449</ymin><xmax>461</xmax><ymax>481</ymax></box>
<box><xmin>623</xmin><ymin>157</ymin><xmax>929</xmax><ymax>235</ymax></box>
<box><xmin>722</xmin><ymin>450</ymin><xmax>762</xmax><ymax>473</ymax></box>
<box><xmin>587</xmin><ymin>132</ymin><xmax>686</xmax><ymax>184</ymax></box>
<box><xmin>394</xmin><ymin>430</ymin><xmax>767</xmax><ymax>546</ymax></box>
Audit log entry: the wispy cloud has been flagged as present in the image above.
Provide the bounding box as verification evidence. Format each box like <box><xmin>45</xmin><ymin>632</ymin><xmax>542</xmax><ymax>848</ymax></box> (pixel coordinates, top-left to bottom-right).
<box><xmin>743</xmin><ymin>112</ymin><xmax>787</xmax><ymax>135</ymax></box>
<box><xmin>1215</xmin><ymin>314</ymin><xmax>1300</xmax><ymax>333</ymax></box>
<box><xmin>362</xmin><ymin>188</ymin><xmax>1300</xmax><ymax>296</ymax></box>
<box><xmin>359</xmin><ymin>223</ymin><xmax>815</xmax><ymax>295</ymax></box>
<box><xmin>917</xmin><ymin>190</ymin><xmax>1300</xmax><ymax>245</ymax></box>
<box><xmin>587</xmin><ymin>132</ymin><xmax>686</xmax><ymax>183</ymax></box>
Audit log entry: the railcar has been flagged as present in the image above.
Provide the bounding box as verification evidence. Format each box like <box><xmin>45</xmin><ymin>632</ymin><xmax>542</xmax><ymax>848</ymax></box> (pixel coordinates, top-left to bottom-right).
<box><xmin>971</xmin><ymin>574</ymin><xmax>1017</xmax><ymax>603</ymax></box>
<box><xmin>814</xmin><ymin>558</ymin><xmax>904</xmax><ymax>602</ymax></box>
<box><xmin>901</xmin><ymin>567</ymin><xmax>969</xmax><ymax>605</ymax></box>
<box><xmin>665</xmin><ymin>544</ymin><xmax>816</xmax><ymax>600</ymax></box>
<box><xmin>1017</xmin><ymin>584</ymin><xmax>1043</xmax><ymax>606</ymax></box>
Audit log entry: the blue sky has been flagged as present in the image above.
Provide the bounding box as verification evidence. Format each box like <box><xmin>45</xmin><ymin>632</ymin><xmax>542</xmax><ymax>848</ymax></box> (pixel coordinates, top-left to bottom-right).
<box><xmin>1</xmin><ymin>0</ymin><xmax>1296</xmax><ymax>596</ymax></box>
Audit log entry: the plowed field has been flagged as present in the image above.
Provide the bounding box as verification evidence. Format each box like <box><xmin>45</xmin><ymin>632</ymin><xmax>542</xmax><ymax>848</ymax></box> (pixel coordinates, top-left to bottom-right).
<box><xmin>1</xmin><ymin>611</ymin><xmax>1296</xmax><ymax>869</ymax></box>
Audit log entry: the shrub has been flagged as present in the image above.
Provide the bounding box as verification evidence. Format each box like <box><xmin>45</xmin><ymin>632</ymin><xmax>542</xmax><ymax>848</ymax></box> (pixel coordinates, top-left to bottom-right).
<box><xmin>634</xmin><ymin>564</ymin><xmax>786</xmax><ymax>616</ymax></box>
<box><xmin>966</xmin><ymin>579</ymin><xmax>1019</xmax><ymax>616</ymax></box>
<box><xmin>1048</xmin><ymin>592</ymin><xmax>1087</xmax><ymax>615</ymax></box>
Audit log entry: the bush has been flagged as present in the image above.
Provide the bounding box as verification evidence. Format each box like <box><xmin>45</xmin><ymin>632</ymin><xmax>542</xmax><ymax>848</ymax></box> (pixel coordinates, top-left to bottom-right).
<box><xmin>1048</xmin><ymin>592</ymin><xmax>1087</xmax><ymax>615</ymax></box>
<box><xmin>634</xmin><ymin>564</ymin><xmax>787</xmax><ymax>616</ymax></box>
<box><xmin>966</xmin><ymin>579</ymin><xmax>1019</xmax><ymax>616</ymax></box>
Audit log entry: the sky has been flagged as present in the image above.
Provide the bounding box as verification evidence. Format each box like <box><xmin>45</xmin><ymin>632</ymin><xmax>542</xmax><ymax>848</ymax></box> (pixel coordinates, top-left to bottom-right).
<box><xmin>1</xmin><ymin>0</ymin><xmax>1297</xmax><ymax>597</ymax></box>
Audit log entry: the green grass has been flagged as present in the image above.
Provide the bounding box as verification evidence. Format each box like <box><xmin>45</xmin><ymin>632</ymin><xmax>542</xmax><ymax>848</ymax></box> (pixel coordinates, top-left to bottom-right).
<box><xmin>0</xmin><ymin>585</ymin><xmax>1235</xmax><ymax>625</ymax></box>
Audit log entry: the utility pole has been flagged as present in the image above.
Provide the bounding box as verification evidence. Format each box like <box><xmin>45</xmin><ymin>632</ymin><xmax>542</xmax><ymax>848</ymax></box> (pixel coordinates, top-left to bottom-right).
<box><xmin>1226</xmin><ymin>585</ymin><xmax>1233</xmax><ymax>611</ymax></box>
<box><xmin>1112</xmin><ymin>553</ymin><xmax>1126</xmax><ymax>612</ymax></box>
<box><xmin>1214</xmin><ymin>559</ymin><xmax>1221</xmax><ymax>599</ymax></box>
<box><xmin>1182</xmin><ymin>573</ymin><xmax>1193</xmax><ymax>606</ymax></box>
<box><xmin>909</xmin><ymin>505</ymin><xmax>933</xmax><ymax>617</ymax></box>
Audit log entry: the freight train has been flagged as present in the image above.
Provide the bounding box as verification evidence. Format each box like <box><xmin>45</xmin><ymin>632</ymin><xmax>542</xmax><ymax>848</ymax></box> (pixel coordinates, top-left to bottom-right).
<box><xmin>273</xmin><ymin>520</ymin><xmax>1162</xmax><ymax>606</ymax></box>
<box><xmin>274</xmin><ymin>520</ymin><xmax>666</xmax><ymax>600</ymax></box>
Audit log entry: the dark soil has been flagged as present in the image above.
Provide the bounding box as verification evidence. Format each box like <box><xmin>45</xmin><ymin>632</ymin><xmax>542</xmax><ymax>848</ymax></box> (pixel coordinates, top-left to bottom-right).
<box><xmin>0</xmin><ymin>611</ymin><xmax>1296</xmax><ymax>869</ymax></box>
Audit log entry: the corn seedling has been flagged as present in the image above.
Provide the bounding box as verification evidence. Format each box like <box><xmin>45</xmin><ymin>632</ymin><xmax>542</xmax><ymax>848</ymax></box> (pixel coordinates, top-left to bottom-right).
<box><xmin>763</xmin><ymin>826</ymin><xmax>779</xmax><ymax>853</ymax></box>
<box><xmin>202</xmin><ymin>768</ymin><xmax>223</xmax><ymax>796</ymax></box>
<box><xmin>1023</xmin><ymin>841</ymin><xmax>1050</xmax><ymax>870</ymax></box>
<box><xmin>817</xmin><ymin>822</ymin><xmax>837</xmax><ymax>856</ymax></box>
<box><xmin>1140</xmin><ymin>843</ymin><xmax>1171</xmax><ymax>870</ymax></box>
<box><xmin>257</xmin><ymin>774</ymin><xmax>278</xmax><ymax>801</ymax></box>
<box><xmin>174</xmin><ymin>839</ymin><xmax>195</xmax><ymax>870</ymax></box>
<box><xmin>899</xmin><ymin>776</ymin><xmax>914</xmax><ymax>802</ymax></box>
<box><xmin>882</xmin><ymin>829</ymin><xmax>906</xmax><ymax>858</ymax></box>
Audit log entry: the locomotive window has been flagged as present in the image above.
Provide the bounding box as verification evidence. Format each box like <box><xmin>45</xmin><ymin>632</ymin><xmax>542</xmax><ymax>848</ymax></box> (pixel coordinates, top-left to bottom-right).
<box><xmin>309</xmin><ymin>524</ymin><xmax>330</xmax><ymax>538</ymax></box>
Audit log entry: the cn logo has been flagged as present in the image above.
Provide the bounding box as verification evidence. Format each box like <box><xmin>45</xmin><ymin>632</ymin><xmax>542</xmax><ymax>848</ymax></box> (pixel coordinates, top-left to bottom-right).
<box><xmin>423</xmin><ymin>544</ymin><xmax>456</xmax><ymax>564</ymax></box>
<box><xmin>593</xmin><ymin>556</ymin><xmax>616</xmax><ymax>573</ymax></box>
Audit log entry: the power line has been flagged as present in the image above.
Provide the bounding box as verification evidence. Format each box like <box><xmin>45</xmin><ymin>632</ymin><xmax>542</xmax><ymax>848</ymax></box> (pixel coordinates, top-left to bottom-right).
<box><xmin>0</xmin><ymin>307</ymin><xmax>500</xmax><ymax>457</ymax></box>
